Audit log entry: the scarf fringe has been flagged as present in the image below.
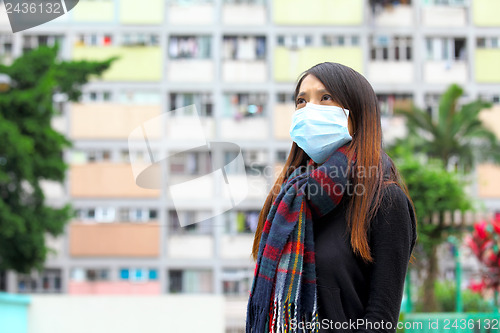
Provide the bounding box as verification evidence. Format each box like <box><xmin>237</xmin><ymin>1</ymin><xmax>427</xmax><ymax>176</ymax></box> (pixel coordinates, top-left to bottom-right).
<box><xmin>247</xmin><ymin>297</ymin><xmax>319</xmax><ymax>333</ymax></box>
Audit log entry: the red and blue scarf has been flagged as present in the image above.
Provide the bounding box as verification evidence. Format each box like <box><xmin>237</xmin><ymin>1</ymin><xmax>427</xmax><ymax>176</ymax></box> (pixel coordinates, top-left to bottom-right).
<box><xmin>246</xmin><ymin>143</ymin><xmax>355</xmax><ymax>332</ymax></box>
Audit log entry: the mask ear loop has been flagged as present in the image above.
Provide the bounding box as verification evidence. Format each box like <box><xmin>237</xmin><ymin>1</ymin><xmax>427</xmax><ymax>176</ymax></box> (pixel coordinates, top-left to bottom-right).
<box><xmin>344</xmin><ymin>108</ymin><xmax>356</xmax><ymax>136</ymax></box>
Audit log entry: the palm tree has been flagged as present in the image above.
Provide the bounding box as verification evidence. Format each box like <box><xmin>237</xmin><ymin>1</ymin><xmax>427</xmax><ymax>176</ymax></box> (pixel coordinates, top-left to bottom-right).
<box><xmin>389</xmin><ymin>84</ymin><xmax>500</xmax><ymax>312</ymax></box>
<box><xmin>394</xmin><ymin>83</ymin><xmax>500</xmax><ymax>173</ymax></box>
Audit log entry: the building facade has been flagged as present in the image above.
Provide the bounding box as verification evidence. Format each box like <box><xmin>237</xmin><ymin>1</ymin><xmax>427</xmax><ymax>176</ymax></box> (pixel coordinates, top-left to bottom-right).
<box><xmin>1</xmin><ymin>0</ymin><xmax>500</xmax><ymax>331</ymax></box>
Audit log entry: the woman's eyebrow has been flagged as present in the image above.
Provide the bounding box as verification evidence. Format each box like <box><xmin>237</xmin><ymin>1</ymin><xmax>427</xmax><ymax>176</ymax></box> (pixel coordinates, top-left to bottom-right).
<box><xmin>297</xmin><ymin>91</ymin><xmax>307</xmax><ymax>97</ymax></box>
<box><xmin>318</xmin><ymin>89</ymin><xmax>330</xmax><ymax>94</ymax></box>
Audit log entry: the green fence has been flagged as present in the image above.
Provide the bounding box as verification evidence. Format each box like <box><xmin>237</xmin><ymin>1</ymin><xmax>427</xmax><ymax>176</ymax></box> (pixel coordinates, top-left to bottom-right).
<box><xmin>398</xmin><ymin>313</ymin><xmax>500</xmax><ymax>333</ymax></box>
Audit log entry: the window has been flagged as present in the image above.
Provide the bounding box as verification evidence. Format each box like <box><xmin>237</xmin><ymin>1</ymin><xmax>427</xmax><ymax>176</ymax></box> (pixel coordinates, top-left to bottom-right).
<box><xmin>223</xmin><ymin>93</ymin><xmax>267</xmax><ymax>119</ymax></box>
<box><xmin>221</xmin><ymin>268</ymin><xmax>253</xmax><ymax>296</ymax></box>
<box><xmin>242</xmin><ymin>149</ymin><xmax>267</xmax><ymax>176</ymax></box>
<box><xmin>168</xmin><ymin>151</ymin><xmax>211</xmax><ymax>176</ymax></box>
<box><xmin>121</xmin><ymin>33</ymin><xmax>158</xmax><ymax>47</ymax></box>
<box><xmin>477</xmin><ymin>37</ymin><xmax>500</xmax><ymax>49</ymax></box>
<box><xmin>168</xmin><ymin>210</ymin><xmax>213</xmax><ymax>234</ymax></box>
<box><xmin>0</xmin><ymin>34</ymin><xmax>13</xmax><ymax>65</ymax></box>
<box><xmin>377</xmin><ymin>94</ymin><xmax>413</xmax><ymax>116</ymax></box>
<box><xmin>370</xmin><ymin>36</ymin><xmax>412</xmax><ymax>61</ymax></box>
<box><xmin>74</xmin><ymin>208</ymin><xmax>96</xmax><ymax>221</ymax></box>
<box><xmin>75</xmin><ymin>33</ymin><xmax>113</xmax><ymax>47</ymax></box>
<box><xmin>95</xmin><ymin>207</ymin><xmax>115</xmax><ymax>222</ymax></box>
<box><xmin>224</xmin><ymin>210</ymin><xmax>260</xmax><ymax>234</ymax></box>
<box><xmin>170</xmin><ymin>93</ymin><xmax>213</xmax><ymax>117</ymax></box>
<box><xmin>71</xmin><ymin>268</ymin><xmax>109</xmax><ymax>282</ymax></box>
<box><xmin>425</xmin><ymin>37</ymin><xmax>466</xmax><ymax>61</ymax></box>
<box><xmin>17</xmin><ymin>269</ymin><xmax>62</xmax><ymax>293</ymax></box>
<box><xmin>0</xmin><ymin>271</ymin><xmax>6</xmax><ymax>291</ymax></box>
<box><xmin>118</xmin><ymin>91</ymin><xmax>161</xmax><ymax>105</ymax></box>
<box><xmin>120</xmin><ymin>268</ymin><xmax>158</xmax><ymax>282</ymax></box>
<box><xmin>81</xmin><ymin>90</ymin><xmax>113</xmax><ymax>103</ymax></box>
<box><xmin>426</xmin><ymin>0</ymin><xmax>467</xmax><ymax>5</ymax></box>
<box><xmin>222</xmin><ymin>36</ymin><xmax>266</xmax><ymax>60</ymax></box>
<box><xmin>168</xmin><ymin>36</ymin><xmax>211</xmax><ymax>59</ymax></box>
<box><xmin>72</xmin><ymin>149</ymin><xmax>112</xmax><ymax>163</ymax></box>
<box><xmin>478</xmin><ymin>93</ymin><xmax>500</xmax><ymax>105</ymax></box>
<box><xmin>23</xmin><ymin>34</ymin><xmax>64</xmax><ymax>53</ymax></box>
<box><xmin>223</xmin><ymin>0</ymin><xmax>264</xmax><ymax>4</ymax></box>
<box><xmin>322</xmin><ymin>35</ymin><xmax>360</xmax><ymax>47</ymax></box>
<box><xmin>276</xmin><ymin>34</ymin><xmax>313</xmax><ymax>49</ymax></box>
<box><xmin>276</xmin><ymin>150</ymin><xmax>288</xmax><ymax>163</ymax></box>
<box><xmin>168</xmin><ymin>269</ymin><xmax>213</xmax><ymax>293</ymax></box>
<box><xmin>277</xmin><ymin>93</ymin><xmax>294</xmax><ymax>104</ymax></box>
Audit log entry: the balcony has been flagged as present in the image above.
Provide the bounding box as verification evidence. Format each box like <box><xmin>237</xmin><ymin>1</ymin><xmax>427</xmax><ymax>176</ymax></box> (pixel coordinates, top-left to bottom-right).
<box><xmin>70</xmin><ymin>222</ymin><xmax>160</xmax><ymax>257</ymax></box>
<box><xmin>166</xmin><ymin>115</ymin><xmax>216</xmax><ymax>141</ymax></box>
<box><xmin>68</xmin><ymin>281</ymin><xmax>161</xmax><ymax>295</ymax></box>
<box><xmin>222</xmin><ymin>60</ymin><xmax>267</xmax><ymax>83</ymax></box>
<box><xmin>220</xmin><ymin>117</ymin><xmax>269</xmax><ymax>140</ymax></box>
<box><xmin>274</xmin><ymin>103</ymin><xmax>294</xmax><ymax>140</ymax></box>
<box><xmin>220</xmin><ymin>235</ymin><xmax>254</xmax><ymax>259</ymax></box>
<box><xmin>371</xmin><ymin>2</ymin><xmax>413</xmax><ymax>27</ymax></box>
<box><xmin>72</xmin><ymin>46</ymin><xmax>162</xmax><ymax>82</ymax></box>
<box><xmin>274</xmin><ymin>47</ymin><xmax>363</xmax><ymax>82</ymax></box>
<box><xmin>168</xmin><ymin>2</ymin><xmax>214</xmax><ymax>25</ymax></box>
<box><xmin>424</xmin><ymin>60</ymin><xmax>467</xmax><ymax>84</ymax></box>
<box><xmin>167</xmin><ymin>235</ymin><xmax>214</xmax><ymax>259</ymax></box>
<box><xmin>71</xmin><ymin>103</ymin><xmax>162</xmax><ymax>139</ymax></box>
<box><xmin>167</xmin><ymin>59</ymin><xmax>214</xmax><ymax>83</ymax></box>
<box><xmin>222</xmin><ymin>3</ymin><xmax>266</xmax><ymax>25</ymax></box>
<box><xmin>273</xmin><ymin>0</ymin><xmax>362</xmax><ymax>25</ymax></box>
<box><xmin>70</xmin><ymin>163</ymin><xmax>160</xmax><ymax>198</ymax></box>
<box><xmin>368</xmin><ymin>61</ymin><xmax>414</xmax><ymax>84</ymax></box>
<box><xmin>421</xmin><ymin>5</ymin><xmax>467</xmax><ymax>27</ymax></box>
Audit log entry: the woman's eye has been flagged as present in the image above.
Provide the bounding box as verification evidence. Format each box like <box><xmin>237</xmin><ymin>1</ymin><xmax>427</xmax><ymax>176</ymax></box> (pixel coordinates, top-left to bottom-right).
<box><xmin>296</xmin><ymin>98</ymin><xmax>306</xmax><ymax>105</ymax></box>
<box><xmin>322</xmin><ymin>94</ymin><xmax>332</xmax><ymax>101</ymax></box>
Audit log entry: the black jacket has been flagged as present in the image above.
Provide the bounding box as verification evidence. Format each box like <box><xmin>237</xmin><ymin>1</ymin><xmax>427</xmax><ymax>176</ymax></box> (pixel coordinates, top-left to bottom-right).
<box><xmin>312</xmin><ymin>182</ymin><xmax>417</xmax><ymax>333</ymax></box>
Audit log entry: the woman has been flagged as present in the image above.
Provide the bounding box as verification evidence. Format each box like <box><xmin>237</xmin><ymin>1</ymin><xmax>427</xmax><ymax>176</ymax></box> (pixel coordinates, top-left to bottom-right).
<box><xmin>246</xmin><ymin>62</ymin><xmax>418</xmax><ymax>333</ymax></box>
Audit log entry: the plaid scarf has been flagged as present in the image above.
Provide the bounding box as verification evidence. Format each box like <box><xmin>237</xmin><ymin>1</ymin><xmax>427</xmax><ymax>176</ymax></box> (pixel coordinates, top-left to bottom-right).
<box><xmin>246</xmin><ymin>143</ymin><xmax>354</xmax><ymax>333</ymax></box>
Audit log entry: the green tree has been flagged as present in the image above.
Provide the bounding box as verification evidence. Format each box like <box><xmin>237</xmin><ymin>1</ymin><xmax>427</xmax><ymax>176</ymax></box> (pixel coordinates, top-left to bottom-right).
<box><xmin>393</xmin><ymin>84</ymin><xmax>500</xmax><ymax>173</ymax></box>
<box><xmin>388</xmin><ymin>84</ymin><xmax>500</xmax><ymax>311</ymax></box>
<box><xmin>0</xmin><ymin>43</ymin><xmax>117</xmax><ymax>273</ymax></box>
<box><xmin>388</xmin><ymin>144</ymin><xmax>472</xmax><ymax>312</ymax></box>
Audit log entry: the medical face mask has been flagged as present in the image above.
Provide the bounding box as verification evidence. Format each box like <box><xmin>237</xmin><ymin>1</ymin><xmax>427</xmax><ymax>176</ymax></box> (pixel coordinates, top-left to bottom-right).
<box><xmin>289</xmin><ymin>103</ymin><xmax>352</xmax><ymax>164</ymax></box>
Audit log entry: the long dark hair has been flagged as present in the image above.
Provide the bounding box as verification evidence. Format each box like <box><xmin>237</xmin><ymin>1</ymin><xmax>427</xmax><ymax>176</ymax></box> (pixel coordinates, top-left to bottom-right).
<box><xmin>251</xmin><ymin>62</ymin><xmax>416</xmax><ymax>264</ymax></box>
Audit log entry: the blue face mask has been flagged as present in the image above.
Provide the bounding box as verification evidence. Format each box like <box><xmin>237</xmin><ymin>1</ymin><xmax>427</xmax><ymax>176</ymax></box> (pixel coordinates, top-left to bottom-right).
<box><xmin>289</xmin><ymin>103</ymin><xmax>353</xmax><ymax>164</ymax></box>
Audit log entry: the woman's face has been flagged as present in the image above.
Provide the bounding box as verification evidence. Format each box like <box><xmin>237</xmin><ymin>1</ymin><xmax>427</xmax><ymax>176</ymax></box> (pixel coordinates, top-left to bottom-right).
<box><xmin>295</xmin><ymin>74</ymin><xmax>354</xmax><ymax>136</ymax></box>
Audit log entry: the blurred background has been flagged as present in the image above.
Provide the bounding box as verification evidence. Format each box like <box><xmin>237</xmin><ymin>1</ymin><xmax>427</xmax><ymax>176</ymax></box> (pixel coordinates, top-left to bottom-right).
<box><xmin>1</xmin><ymin>0</ymin><xmax>500</xmax><ymax>332</ymax></box>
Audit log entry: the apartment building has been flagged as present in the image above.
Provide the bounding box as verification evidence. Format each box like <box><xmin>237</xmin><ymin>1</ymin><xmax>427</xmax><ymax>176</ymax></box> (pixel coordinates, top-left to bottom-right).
<box><xmin>1</xmin><ymin>0</ymin><xmax>500</xmax><ymax>331</ymax></box>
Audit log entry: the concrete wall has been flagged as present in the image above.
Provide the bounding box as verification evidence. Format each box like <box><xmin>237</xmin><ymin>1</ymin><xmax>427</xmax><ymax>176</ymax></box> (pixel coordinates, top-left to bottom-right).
<box><xmin>273</xmin><ymin>0</ymin><xmax>363</xmax><ymax>25</ymax></box>
<box><xmin>27</xmin><ymin>295</ymin><xmax>224</xmax><ymax>333</ymax></box>
<box><xmin>70</xmin><ymin>222</ymin><xmax>160</xmax><ymax>257</ymax></box>
<box><xmin>70</xmin><ymin>163</ymin><xmax>160</xmax><ymax>198</ymax></box>
<box><xmin>71</xmin><ymin>104</ymin><xmax>162</xmax><ymax>140</ymax></box>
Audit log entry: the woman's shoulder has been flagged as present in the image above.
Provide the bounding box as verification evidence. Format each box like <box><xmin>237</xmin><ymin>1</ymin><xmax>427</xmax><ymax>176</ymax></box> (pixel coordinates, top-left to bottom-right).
<box><xmin>378</xmin><ymin>182</ymin><xmax>412</xmax><ymax>213</ymax></box>
<box><xmin>371</xmin><ymin>182</ymin><xmax>416</xmax><ymax>236</ymax></box>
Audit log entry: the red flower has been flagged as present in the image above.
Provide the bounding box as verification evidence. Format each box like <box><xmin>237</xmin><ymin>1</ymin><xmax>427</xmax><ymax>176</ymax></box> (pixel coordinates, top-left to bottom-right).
<box><xmin>475</xmin><ymin>220</ymin><xmax>488</xmax><ymax>240</ymax></box>
<box><xmin>469</xmin><ymin>279</ymin><xmax>485</xmax><ymax>293</ymax></box>
<box><xmin>493</xmin><ymin>218</ymin><xmax>500</xmax><ymax>234</ymax></box>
